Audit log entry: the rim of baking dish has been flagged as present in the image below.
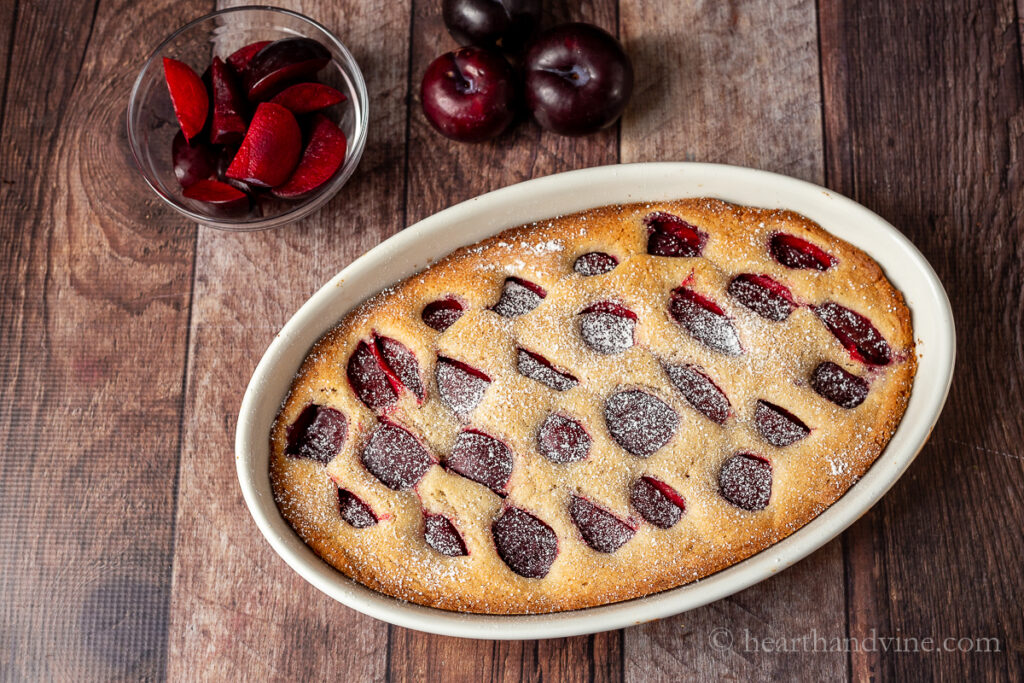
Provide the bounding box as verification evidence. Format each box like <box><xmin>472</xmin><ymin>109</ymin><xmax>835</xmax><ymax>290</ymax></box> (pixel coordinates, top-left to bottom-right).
<box><xmin>235</xmin><ymin>162</ymin><xmax>955</xmax><ymax>640</ymax></box>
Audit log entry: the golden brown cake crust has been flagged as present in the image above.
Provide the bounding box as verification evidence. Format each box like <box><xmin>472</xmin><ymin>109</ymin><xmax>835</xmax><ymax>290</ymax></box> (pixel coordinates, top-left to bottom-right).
<box><xmin>269</xmin><ymin>198</ymin><xmax>916</xmax><ymax>614</ymax></box>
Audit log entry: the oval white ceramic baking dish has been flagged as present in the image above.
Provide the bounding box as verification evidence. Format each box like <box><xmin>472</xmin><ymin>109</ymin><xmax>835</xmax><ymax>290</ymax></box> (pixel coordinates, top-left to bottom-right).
<box><xmin>236</xmin><ymin>162</ymin><xmax>955</xmax><ymax>639</ymax></box>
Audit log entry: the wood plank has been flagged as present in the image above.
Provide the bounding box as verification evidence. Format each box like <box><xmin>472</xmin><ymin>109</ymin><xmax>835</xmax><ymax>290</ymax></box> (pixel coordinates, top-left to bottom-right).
<box><xmin>619</xmin><ymin>0</ymin><xmax>823</xmax><ymax>183</ymax></box>
<box><xmin>820</xmin><ymin>0</ymin><xmax>1024</xmax><ymax>680</ymax></box>
<box><xmin>388</xmin><ymin>630</ymin><xmax>622</xmax><ymax>683</ymax></box>
<box><xmin>385</xmin><ymin>1</ymin><xmax>621</xmax><ymax>681</ymax></box>
<box><xmin>0</xmin><ymin>0</ymin><xmax>205</xmax><ymax>678</ymax></box>
<box><xmin>618</xmin><ymin>1</ymin><xmax>848</xmax><ymax>680</ymax></box>
<box><xmin>1018</xmin><ymin>1</ymin><xmax>1024</xmax><ymax>78</ymax></box>
<box><xmin>164</xmin><ymin>0</ymin><xmax>411</xmax><ymax>678</ymax></box>
<box><xmin>0</xmin><ymin>0</ymin><xmax>17</xmax><ymax>133</ymax></box>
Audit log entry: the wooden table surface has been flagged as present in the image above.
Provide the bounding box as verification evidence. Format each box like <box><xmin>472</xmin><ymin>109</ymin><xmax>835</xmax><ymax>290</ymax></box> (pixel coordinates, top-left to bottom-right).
<box><xmin>2</xmin><ymin>0</ymin><xmax>1022</xmax><ymax>680</ymax></box>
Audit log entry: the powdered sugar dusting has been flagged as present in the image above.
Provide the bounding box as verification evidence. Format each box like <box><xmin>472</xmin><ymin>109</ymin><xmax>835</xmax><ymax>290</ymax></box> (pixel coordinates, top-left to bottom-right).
<box><xmin>436</xmin><ymin>359</ymin><xmax>490</xmax><ymax>417</ymax></box>
<box><xmin>580</xmin><ymin>311</ymin><xmax>635</xmax><ymax>355</ymax></box>
<box><xmin>669</xmin><ymin>288</ymin><xmax>743</xmax><ymax>356</ymax></box>
<box><xmin>537</xmin><ymin>414</ymin><xmax>591</xmax><ymax>463</ymax></box>
<box><xmin>447</xmin><ymin>430</ymin><xmax>513</xmax><ymax>494</ymax></box>
<box><xmin>361</xmin><ymin>422</ymin><xmax>434</xmax><ymax>490</ymax></box>
<box><xmin>516</xmin><ymin>349</ymin><xmax>578</xmax><ymax>391</ymax></box>
<box><xmin>273</xmin><ymin>197</ymin><xmax>914</xmax><ymax>613</ymax></box>
<box><xmin>662</xmin><ymin>363</ymin><xmax>731</xmax><ymax>425</ymax></box>
<box><xmin>492</xmin><ymin>279</ymin><xmax>545</xmax><ymax>318</ymax></box>
<box><xmin>719</xmin><ymin>454</ymin><xmax>772</xmax><ymax>511</ymax></box>
<box><xmin>492</xmin><ymin>506</ymin><xmax>558</xmax><ymax>578</ymax></box>
<box><xmin>337</xmin><ymin>488</ymin><xmax>377</xmax><ymax>528</ymax></box>
<box><xmin>604</xmin><ymin>390</ymin><xmax>679</xmax><ymax>457</ymax></box>
<box><xmin>424</xmin><ymin>514</ymin><xmax>468</xmax><ymax>556</ymax></box>
<box><xmin>568</xmin><ymin>496</ymin><xmax>636</xmax><ymax>553</ymax></box>
<box><xmin>574</xmin><ymin>252</ymin><xmax>618</xmax><ymax>276</ymax></box>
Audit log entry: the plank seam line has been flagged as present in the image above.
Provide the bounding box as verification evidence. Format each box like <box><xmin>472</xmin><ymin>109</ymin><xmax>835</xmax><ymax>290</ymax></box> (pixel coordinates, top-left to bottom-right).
<box><xmin>68</xmin><ymin>0</ymin><xmax>101</xmax><ymax>98</ymax></box>
<box><xmin>162</xmin><ymin>221</ymin><xmax>200</xmax><ymax>678</ymax></box>
<box><xmin>1013</xmin><ymin>0</ymin><xmax>1024</xmax><ymax>91</ymax></box>
<box><xmin>814</xmin><ymin>0</ymin><xmax>830</xmax><ymax>194</ymax></box>
<box><xmin>399</xmin><ymin>0</ymin><xmax>415</xmax><ymax>232</ymax></box>
<box><xmin>614</xmin><ymin>0</ymin><xmax>622</xmax><ymax>176</ymax></box>
<box><xmin>842</xmin><ymin>535</ymin><xmax>854</xmax><ymax>683</ymax></box>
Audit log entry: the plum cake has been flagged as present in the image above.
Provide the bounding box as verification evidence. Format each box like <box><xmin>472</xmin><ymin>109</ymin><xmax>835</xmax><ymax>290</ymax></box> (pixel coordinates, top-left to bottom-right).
<box><xmin>269</xmin><ymin>198</ymin><xmax>916</xmax><ymax>614</ymax></box>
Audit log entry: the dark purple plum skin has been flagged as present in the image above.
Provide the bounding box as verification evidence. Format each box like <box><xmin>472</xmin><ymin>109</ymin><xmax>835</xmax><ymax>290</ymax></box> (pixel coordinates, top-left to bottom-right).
<box><xmin>442</xmin><ymin>0</ymin><xmax>540</xmax><ymax>50</ymax></box>
<box><xmin>172</xmin><ymin>131</ymin><xmax>215</xmax><ymax>188</ymax></box>
<box><xmin>537</xmin><ymin>414</ymin><xmax>590</xmax><ymax>463</ymax></box>
<box><xmin>573</xmin><ymin>252</ymin><xmax>618</xmax><ymax>276</ymax></box>
<box><xmin>719</xmin><ymin>453</ymin><xmax>772</xmax><ymax>511</ymax></box>
<box><xmin>568</xmin><ymin>496</ymin><xmax>635</xmax><ymax>553</ymax></box>
<box><xmin>337</xmin><ymin>488</ymin><xmax>377</xmax><ymax>528</ymax></box>
<box><xmin>604</xmin><ymin>390</ymin><xmax>678</xmax><ymax>457</ymax></box>
<box><xmin>630</xmin><ymin>477</ymin><xmax>685</xmax><ymax>529</ymax></box>
<box><xmin>424</xmin><ymin>514</ymin><xmax>468</xmax><ymax>556</ymax></box>
<box><xmin>421</xmin><ymin>47</ymin><xmax>517</xmax><ymax>143</ymax></box>
<box><xmin>447</xmin><ymin>429</ymin><xmax>513</xmax><ymax>495</ymax></box>
<box><xmin>361</xmin><ymin>421</ymin><xmax>435</xmax><ymax>490</ymax></box>
<box><xmin>244</xmin><ymin>37</ymin><xmax>331</xmax><ymax>101</ymax></box>
<box><xmin>811</xmin><ymin>362</ymin><xmax>869</xmax><ymax>408</ymax></box>
<box><xmin>662</xmin><ymin>362</ymin><xmax>731</xmax><ymax>425</ymax></box>
<box><xmin>436</xmin><ymin>358</ymin><xmax>491</xmax><ymax>418</ymax></box>
<box><xmin>754</xmin><ymin>400</ymin><xmax>810</xmax><ymax>447</ymax></box>
<box><xmin>285</xmin><ymin>404</ymin><xmax>347</xmax><ymax>463</ymax></box>
<box><xmin>208</xmin><ymin>56</ymin><xmax>248</xmax><ymax>145</ymax></box>
<box><xmin>492</xmin><ymin>506</ymin><xmax>558</xmax><ymax>578</ymax></box>
<box><xmin>422</xmin><ymin>298</ymin><xmax>465</xmax><ymax>331</ymax></box>
<box><xmin>523</xmin><ymin>23</ymin><xmax>634</xmax><ymax>136</ymax></box>
<box><xmin>814</xmin><ymin>302</ymin><xmax>892</xmax><ymax>366</ymax></box>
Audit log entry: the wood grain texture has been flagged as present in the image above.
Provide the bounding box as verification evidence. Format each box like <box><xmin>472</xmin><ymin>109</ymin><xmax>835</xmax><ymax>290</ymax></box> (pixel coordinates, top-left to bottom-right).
<box><xmin>388</xmin><ymin>630</ymin><xmax>623</xmax><ymax>683</ymax></box>
<box><xmin>618</xmin><ymin>1</ymin><xmax>847</xmax><ymax>681</ymax></box>
<box><xmin>384</xmin><ymin>1</ymin><xmax>622</xmax><ymax>680</ymax></box>
<box><xmin>1018</xmin><ymin>1</ymin><xmax>1024</xmax><ymax>77</ymax></box>
<box><xmin>619</xmin><ymin>0</ymin><xmax>823</xmax><ymax>183</ymax></box>
<box><xmin>0</xmin><ymin>0</ymin><xmax>16</xmax><ymax>133</ymax></box>
<box><xmin>163</xmin><ymin>0</ymin><xmax>410</xmax><ymax>679</ymax></box>
<box><xmin>0</xmin><ymin>0</ymin><xmax>204</xmax><ymax>678</ymax></box>
<box><xmin>820</xmin><ymin>0</ymin><xmax>1024</xmax><ymax>680</ymax></box>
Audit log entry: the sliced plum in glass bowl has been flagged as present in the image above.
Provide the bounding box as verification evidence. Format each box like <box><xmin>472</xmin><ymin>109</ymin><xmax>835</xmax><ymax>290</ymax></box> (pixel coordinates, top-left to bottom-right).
<box><xmin>127</xmin><ymin>7</ymin><xmax>368</xmax><ymax>231</ymax></box>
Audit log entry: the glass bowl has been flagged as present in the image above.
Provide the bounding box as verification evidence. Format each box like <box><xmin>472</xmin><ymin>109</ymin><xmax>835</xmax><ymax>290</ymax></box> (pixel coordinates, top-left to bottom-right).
<box><xmin>127</xmin><ymin>6</ymin><xmax>368</xmax><ymax>231</ymax></box>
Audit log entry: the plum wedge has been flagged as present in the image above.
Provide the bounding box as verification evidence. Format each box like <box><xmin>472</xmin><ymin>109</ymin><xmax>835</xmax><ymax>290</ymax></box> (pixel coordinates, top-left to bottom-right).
<box><xmin>272</xmin><ymin>115</ymin><xmax>348</xmax><ymax>199</ymax></box>
<box><xmin>226</xmin><ymin>102</ymin><xmax>302</xmax><ymax>188</ymax></box>
<box><xmin>270</xmin><ymin>82</ymin><xmax>346</xmax><ymax>114</ymax></box>
<box><xmin>162</xmin><ymin>58</ymin><xmax>208</xmax><ymax>143</ymax></box>
<box><xmin>646</xmin><ymin>212</ymin><xmax>707</xmax><ymax>257</ymax></box>
<box><xmin>244</xmin><ymin>37</ymin><xmax>332</xmax><ymax>101</ymax></box>
<box><xmin>208</xmin><ymin>56</ymin><xmax>248</xmax><ymax>145</ymax></box>
<box><xmin>163</xmin><ymin>36</ymin><xmax>351</xmax><ymax>218</ymax></box>
<box><xmin>182</xmin><ymin>179</ymin><xmax>249</xmax><ymax>214</ymax></box>
<box><xmin>422</xmin><ymin>298</ymin><xmax>464</xmax><ymax>331</ymax></box>
<box><xmin>492</xmin><ymin>507</ymin><xmax>558</xmax><ymax>578</ymax></box>
<box><xmin>769</xmin><ymin>233</ymin><xmax>835</xmax><ymax>270</ymax></box>
<box><xmin>226</xmin><ymin>40</ymin><xmax>272</xmax><ymax>74</ymax></box>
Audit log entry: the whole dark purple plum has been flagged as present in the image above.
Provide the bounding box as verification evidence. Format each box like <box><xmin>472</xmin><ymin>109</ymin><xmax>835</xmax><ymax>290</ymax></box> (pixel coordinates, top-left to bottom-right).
<box><xmin>421</xmin><ymin>47</ymin><xmax>517</xmax><ymax>143</ymax></box>
<box><xmin>442</xmin><ymin>0</ymin><xmax>541</xmax><ymax>51</ymax></box>
<box><xmin>523</xmin><ymin>23</ymin><xmax>633</xmax><ymax>136</ymax></box>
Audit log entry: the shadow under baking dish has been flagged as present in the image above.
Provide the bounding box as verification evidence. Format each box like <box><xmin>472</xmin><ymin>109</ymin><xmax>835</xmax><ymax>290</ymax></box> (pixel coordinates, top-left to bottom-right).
<box><xmin>235</xmin><ymin>162</ymin><xmax>955</xmax><ymax>640</ymax></box>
